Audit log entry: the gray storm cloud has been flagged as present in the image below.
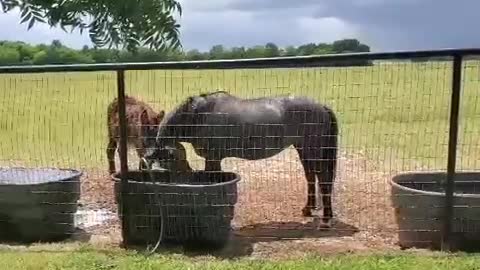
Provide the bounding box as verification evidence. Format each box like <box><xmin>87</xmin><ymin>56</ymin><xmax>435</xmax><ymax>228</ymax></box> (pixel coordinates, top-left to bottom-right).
<box><xmin>0</xmin><ymin>0</ymin><xmax>478</xmax><ymax>51</ymax></box>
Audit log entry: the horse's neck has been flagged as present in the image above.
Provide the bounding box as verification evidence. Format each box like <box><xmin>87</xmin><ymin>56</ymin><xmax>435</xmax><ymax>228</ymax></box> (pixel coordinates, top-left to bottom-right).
<box><xmin>159</xmin><ymin>111</ymin><xmax>196</xmax><ymax>138</ymax></box>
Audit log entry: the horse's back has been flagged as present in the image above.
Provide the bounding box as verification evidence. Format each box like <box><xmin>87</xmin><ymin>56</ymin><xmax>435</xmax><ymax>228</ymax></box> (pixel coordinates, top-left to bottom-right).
<box><xmin>182</xmin><ymin>93</ymin><xmax>337</xmax><ymax>160</ymax></box>
<box><xmin>106</xmin><ymin>95</ymin><xmax>151</xmax><ymax>142</ymax></box>
<box><xmin>204</xmin><ymin>95</ymin><xmax>333</xmax><ymax>126</ymax></box>
<box><xmin>215</xmin><ymin>98</ymin><xmax>284</xmax><ymax>123</ymax></box>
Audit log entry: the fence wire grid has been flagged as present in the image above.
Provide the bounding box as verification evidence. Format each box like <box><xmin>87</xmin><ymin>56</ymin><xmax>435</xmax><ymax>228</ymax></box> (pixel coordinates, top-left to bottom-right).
<box><xmin>0</xmin><ymin>51</ymin><xmax>479</xmax><ymax>254</ymax></box>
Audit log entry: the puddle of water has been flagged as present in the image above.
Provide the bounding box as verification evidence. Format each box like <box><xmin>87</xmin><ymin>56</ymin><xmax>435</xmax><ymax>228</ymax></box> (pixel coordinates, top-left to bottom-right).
<box><xmin>74</xmin><ymin>208</ymin><xmax>116</xmax><ymax>228</ymax></box>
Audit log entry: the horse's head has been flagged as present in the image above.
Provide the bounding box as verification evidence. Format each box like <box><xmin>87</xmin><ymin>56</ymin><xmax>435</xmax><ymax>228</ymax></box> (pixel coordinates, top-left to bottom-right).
<box><xmin>144</xmin><ymin>142</ymin><xmax>192</xmax><ymax>173</ymax></box>
<box><xmin>139</xmin><ymin>108</ymin><xmax>165</xmax><ymax>153</ymax></box>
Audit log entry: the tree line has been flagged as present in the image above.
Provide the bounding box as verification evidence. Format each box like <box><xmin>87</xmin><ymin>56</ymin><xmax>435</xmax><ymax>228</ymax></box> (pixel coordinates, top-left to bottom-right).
<box><xmin>0</xmin><ymin>38</ymin><xmax>372</xmax><ymax>66</ymax></box>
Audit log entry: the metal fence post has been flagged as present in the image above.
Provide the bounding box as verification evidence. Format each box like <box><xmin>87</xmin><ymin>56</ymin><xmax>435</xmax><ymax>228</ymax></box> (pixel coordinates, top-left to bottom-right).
<box><xmin>442</xmin><ymin>54</ymin><xmax>463</xmax><ymax>250</ymax></box>
<box><xmin>116</xmin><ymin>69</ymin><xmax>130</xmax><ymax>246</ymax></box>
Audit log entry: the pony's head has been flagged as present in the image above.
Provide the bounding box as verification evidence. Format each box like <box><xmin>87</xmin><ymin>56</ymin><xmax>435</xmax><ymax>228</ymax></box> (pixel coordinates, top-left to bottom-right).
<box><xmin>144</xmin><ymin>91</ymin><xmax>230</xmax><ymax>170</ymax></box>
<box><xmin>139</xmin><ymin>108</ymin><xmax>165</xmax><ymax>153</ymax></box>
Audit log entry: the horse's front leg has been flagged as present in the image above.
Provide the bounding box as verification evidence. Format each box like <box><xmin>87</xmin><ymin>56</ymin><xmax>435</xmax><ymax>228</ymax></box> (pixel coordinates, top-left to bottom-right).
<box><xmin>135</xmin><ymin>142</ymin><xmax>150</xmax><ymax>171</ymax></box>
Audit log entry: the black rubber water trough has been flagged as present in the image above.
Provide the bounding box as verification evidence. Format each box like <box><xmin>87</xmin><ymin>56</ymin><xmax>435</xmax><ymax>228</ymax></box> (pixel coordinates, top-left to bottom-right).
<box><xmin>112</xmin><ymin>170</ymin><xmax>241</xmax><ymax>249</ymax></box>
<box><xmin>0</xmin><ymin>167</ymin><xmax>82</xmax><ymax>243</ymax></box>
<box><xmin>390</xmin><ymin>171</ymin><xmax>480</xmax><ymax>251</ymax></box>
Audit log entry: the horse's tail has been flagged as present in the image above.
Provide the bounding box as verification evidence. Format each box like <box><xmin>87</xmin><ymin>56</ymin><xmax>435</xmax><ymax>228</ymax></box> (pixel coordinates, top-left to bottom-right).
<box><xmin>106</xmin><ymin>98</ymin><xmax>116</xmax><ymax>136</ymax></box>
<box><xmin>323</xmin><ymin>106</ymin><xmax>338</xmax><ymax>180</ymax></box>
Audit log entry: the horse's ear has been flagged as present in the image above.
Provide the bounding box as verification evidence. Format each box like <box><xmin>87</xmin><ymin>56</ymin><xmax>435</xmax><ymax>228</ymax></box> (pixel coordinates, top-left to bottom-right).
<box><xmin>159</xmin><ymin>110</ymin><xmax>165</xmax><ymax>119</ymax></box>
<box><xmin>188</xmin><ymin>96</ymin><xmax>198</xmax><ymax>111</ymax></box>
<box><xmin>187</xmin><ymin>97</ymin><xmax>195</xmax><ymax>111</ymax></box>
<box><xmin>155</xmin><ymin>110</ymin><xmax>165</xmax><ymax>124</ymax></box>
<box><xmin>140</xmin><ymin>109</ymin><xmax>149</xmax><ymax>124</ymax></box>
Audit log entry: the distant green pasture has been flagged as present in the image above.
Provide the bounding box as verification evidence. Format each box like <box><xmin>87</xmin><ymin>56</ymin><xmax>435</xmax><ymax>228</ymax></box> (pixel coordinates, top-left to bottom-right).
<box><xmin>0</xmin><ymin>61</ymin><xmax>478</xmax><ymax>171</ymax></box>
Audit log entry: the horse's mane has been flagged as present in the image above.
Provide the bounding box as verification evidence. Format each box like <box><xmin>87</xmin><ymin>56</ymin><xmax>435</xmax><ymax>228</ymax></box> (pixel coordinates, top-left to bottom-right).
<box><xmin>158</xmin><ymin>90</ymin><xmax>231</xmax><ymax>129</ymax></box>
<box><xmin>198</xmin><ymin>90</ymin><xmax>230</xmax><ymax>98</ymax></box>
<box><xmin>183</xmin><ymin>89</ymin><xmax>231</xmax><ymax>107</ymax></box>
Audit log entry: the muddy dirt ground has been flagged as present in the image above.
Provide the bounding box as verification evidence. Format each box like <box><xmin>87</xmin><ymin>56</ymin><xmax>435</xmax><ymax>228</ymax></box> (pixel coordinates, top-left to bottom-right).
<box><xmin>72</xmin><ymin>147</ymin><xmax>411</xmax><ymax>258</ymax></box>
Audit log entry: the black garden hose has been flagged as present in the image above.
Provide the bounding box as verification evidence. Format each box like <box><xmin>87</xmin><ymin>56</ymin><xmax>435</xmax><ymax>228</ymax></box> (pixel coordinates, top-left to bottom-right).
<box><xmin>141</xmin><ymin>158</ymin><xmax>165</xmax><ymax>255</ymax></box>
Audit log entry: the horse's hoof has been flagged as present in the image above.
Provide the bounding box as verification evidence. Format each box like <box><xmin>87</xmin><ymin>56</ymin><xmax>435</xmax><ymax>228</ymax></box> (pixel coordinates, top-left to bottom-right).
<box><xmin>302</xmin><ymin>208</ymin><xmax>313</xmax><ymax>217</ymax></box>
<box><xmin>319</xmin><ymin>219</ymin><xmax>332</xmax><ymax>229</ymax></box>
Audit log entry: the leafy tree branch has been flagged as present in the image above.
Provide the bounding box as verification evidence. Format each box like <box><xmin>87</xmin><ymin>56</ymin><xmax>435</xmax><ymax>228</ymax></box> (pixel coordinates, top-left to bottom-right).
<box><xmin>0</xmin><ymin>0</ymin><xmax>182</xmax><ymax>52</ymax></box>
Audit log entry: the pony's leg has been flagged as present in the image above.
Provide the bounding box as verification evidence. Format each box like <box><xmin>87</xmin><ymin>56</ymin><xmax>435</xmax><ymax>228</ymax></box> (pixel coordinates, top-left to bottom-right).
<box><xmin>203</xmin><ymin>148</ymin><xmax>222</xmax><ymax>172</ymax></box>
<box><xmin>310</xmin><ymin>116</ymin><xmax>338</xmax><ymax>227</ymax></box>
<box><xmin>296</xmin><ymin>146</ymin><xmax>317</xmax><ymax>217</ymax></box>
<box><xmin>107</xmin><ymin>137</ymin><xmax>117</xmax><ymax>174</ymax></box>
<box><xmin>134</xmin><ymin>142</ymin><xmax>148</xmax><ymax>171</ymax></box>
<box><xmin>316</xmin><ymin>162</ymin><xmax>335</xmax><ymax>227</ymax></box>
<box><xmin>316</xmin><ymin>140</ymin><xmax>337</xmax><ymax>227</ymax></box>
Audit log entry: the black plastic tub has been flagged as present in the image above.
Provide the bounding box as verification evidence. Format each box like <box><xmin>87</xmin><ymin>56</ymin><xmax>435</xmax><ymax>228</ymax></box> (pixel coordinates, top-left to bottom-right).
<box><xmin>390</xmin><ymin>171</ymin><xmax>480</xmax><ymax>251</ymax></box>
<box><xmin>0</xmin><ymin>167</ymin><xmax>82</xmax><ymax>243</ymax></box>
<box><xmin>112</xmin><ymin>170</ymin><xmax>241</xmax><ymax>249</ymax></box>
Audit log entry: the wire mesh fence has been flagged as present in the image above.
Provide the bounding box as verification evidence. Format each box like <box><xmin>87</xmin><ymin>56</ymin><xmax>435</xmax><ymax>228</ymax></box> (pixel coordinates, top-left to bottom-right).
<box><xmin>0</xmin><ymin>51</ymin><xmax>478</xmax><ymax>254</ymax></box>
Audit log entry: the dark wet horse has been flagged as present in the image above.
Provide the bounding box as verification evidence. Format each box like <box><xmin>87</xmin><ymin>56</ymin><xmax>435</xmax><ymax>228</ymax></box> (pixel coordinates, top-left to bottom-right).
<box><xmin>146</xmin><ymin>91</ymin><xmax>339</xmax><ymax>225</ymax></box>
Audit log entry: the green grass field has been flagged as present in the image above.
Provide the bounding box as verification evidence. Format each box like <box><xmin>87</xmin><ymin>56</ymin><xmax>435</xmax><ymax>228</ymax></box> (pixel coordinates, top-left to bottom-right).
<box><xmin>0</xmin><ymin>60</ymin><xmax>479</xmax><ymax>171</ymax></box>
<box><xmin>1</xmin><ymin>248</ymin><xmax>479</xmax><ymax>270</ymax></box>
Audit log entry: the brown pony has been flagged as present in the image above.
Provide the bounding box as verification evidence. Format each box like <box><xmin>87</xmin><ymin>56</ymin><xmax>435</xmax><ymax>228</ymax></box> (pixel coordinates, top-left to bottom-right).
<box><xmin>106</xmin><ymin>95</ymin><xmax>165</xmax><ymax>174</ymax></box>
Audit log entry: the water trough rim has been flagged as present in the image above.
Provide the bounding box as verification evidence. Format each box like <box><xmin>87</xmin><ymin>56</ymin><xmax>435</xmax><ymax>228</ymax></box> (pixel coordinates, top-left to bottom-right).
<box><xmin>0</xmin><ymin>166</ymin><xmax>83</xmax><ymax>186</ymax></box>
<box><xmin>389</xmin><ymin>170</ymin><xmax>480</xmax><ymax>199</ymax></box>
<box><xmin>111</xmin><ymin>170</ymin><xmax>242</xmax><ymax>188</ymax></box>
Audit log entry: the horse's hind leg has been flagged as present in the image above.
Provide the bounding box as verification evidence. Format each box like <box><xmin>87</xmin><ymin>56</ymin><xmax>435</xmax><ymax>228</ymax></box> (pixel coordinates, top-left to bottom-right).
<box><xmin>296</xmin><ymin>147</ymin><xmax>317</xmax><ymax>217</ymax></box>
<box><xmin>107</xmin><ymin>137</ymin><xmax>117</xmax><ymax>174</ymax></box>
<box><xmin>316</xmin><ymin>159</ymin><xmax>335</xmax><ymax>227</ymax></box>
<box><xmin>315</xmin><ymin>133</ymin><xmax>337</xmax><ymax>227</ymax></box>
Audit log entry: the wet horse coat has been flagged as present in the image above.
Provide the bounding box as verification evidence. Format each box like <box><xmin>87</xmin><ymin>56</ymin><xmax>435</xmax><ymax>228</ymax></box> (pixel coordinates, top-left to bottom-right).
<box><xmin>147</xmin><ymin>91</ymin><xmax>339</xmax><ymax>224</ymax></box>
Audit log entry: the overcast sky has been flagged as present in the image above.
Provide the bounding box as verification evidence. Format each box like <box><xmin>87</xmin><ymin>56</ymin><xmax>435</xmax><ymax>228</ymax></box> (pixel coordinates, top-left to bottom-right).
<box><xmin>0</xmin><ymin>0</ymin><xmax>478</xmax><ymax>52</ymax></box>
